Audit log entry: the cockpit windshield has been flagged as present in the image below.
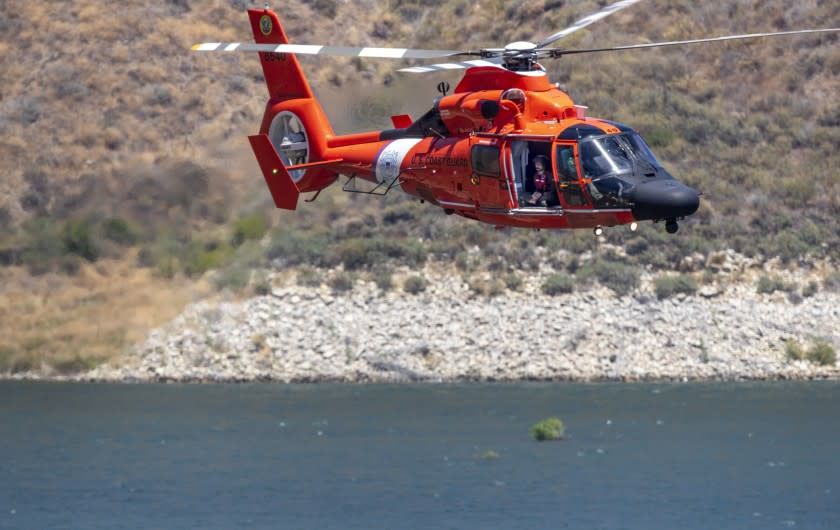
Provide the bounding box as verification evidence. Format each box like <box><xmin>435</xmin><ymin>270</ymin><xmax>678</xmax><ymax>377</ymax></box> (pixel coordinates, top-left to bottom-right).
<box><xmin>625</xmin><ymin>133</ymin><xmax>662</xmax><ymax>168</ymax></box>
<box><xmin>579</xmin><ymin>133</ymin><xmax>661</xmax><ymax>179</ymax></box>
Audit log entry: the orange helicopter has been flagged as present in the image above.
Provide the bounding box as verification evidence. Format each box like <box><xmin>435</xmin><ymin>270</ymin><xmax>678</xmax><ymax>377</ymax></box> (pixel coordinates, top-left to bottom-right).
<box><xmin>193</xmin><ymin>0</ymin><xmax>840</xmax><ymax>235</ymax></box>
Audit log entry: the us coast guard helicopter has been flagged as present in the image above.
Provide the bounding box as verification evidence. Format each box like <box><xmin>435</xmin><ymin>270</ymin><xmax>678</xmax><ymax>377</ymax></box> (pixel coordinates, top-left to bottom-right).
<box><xmin>193</xmin><ymin>0</ymin><xmax>840</xmax><ymax>235</ymax></box>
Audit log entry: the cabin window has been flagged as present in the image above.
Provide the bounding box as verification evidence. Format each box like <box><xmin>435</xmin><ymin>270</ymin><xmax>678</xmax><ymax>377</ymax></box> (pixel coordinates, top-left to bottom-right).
<box><xmin>471</xmin><ymin>145</ymin><xmax>501</xmax><ymax>177</ymax></box>
<box><xmin>555</xmin><ymin>145</ymin><xmax>586</xmax><ymax>206</ymax></box>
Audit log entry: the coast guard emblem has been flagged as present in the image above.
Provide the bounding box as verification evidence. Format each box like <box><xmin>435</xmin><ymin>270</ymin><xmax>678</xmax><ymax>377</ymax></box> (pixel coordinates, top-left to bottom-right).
<box><xmin>260</xmin><ymin>15</ymin><xmax>273</xmax><ymax>36</ymax></box>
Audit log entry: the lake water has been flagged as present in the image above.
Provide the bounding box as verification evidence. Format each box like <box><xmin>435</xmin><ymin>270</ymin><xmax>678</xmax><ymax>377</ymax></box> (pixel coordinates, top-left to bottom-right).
<box><xmin>1</xmin><ymin>381</ymin><xmax>838</xmax><ymax>529</ymax></box>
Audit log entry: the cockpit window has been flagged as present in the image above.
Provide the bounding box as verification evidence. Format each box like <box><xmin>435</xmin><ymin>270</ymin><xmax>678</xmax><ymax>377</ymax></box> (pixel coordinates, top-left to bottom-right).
<box><xmin>625</xmin><ymin>133</ymin><xmax>662</xmax><ymax>168</ymax></box>
<box><xmin>579</xmin><ymin>132</ymin><xmax>664</xmax><ymax>179</ymax></box>
<box><xmin>579</xmin><ymin>136</ymin><xmax>633</xmax><ymax>179</ymax></box>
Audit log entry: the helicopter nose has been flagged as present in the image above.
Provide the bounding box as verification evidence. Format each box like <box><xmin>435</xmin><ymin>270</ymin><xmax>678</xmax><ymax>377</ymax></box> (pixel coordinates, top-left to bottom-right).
<box><xmin>630</xmin><ymin>180</ymin><xmax>700</xmax><ymax>221</ymax></box>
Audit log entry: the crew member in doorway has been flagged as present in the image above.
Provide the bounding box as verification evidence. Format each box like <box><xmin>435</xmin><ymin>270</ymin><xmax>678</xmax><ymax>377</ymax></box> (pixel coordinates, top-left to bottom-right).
<box><xmin>526</xmin><ymin>155</ymin><xmax>550</xmax><ymax>206</ymax></box>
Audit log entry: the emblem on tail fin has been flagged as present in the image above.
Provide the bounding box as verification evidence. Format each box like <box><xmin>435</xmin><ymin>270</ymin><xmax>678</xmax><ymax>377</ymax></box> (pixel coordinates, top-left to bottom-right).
<box><xmin>259</xmin><ymin>15</ymin><xmax>273</xmax><ymax>36</ymax></box>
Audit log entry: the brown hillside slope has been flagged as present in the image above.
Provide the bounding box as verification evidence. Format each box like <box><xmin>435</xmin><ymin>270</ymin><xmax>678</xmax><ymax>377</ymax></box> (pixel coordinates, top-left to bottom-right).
<box><xmin>1</xmin><ymin>0</ymin><xmax>838</xmax><ymax>227</ymax></box>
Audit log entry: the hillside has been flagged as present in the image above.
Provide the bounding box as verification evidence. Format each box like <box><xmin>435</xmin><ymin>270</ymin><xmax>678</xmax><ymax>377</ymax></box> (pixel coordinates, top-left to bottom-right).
<box><xmin>1</xmin><ymin>0</ymin><xmax>839</xmax><ymax>374</ymax></box>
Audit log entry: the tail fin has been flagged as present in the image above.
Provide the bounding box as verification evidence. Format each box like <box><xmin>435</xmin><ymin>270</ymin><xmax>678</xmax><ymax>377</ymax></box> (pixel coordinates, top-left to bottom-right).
<box><xmin>247</xmin><ymin>9</ymin><xmax>313</xmax><ymax>100</ymax></box>
<box><xmin>246</xmin><ymin>9</ymin><xmax>337</xmax><ymax>203</ymax></box>
<box><xmin>249</xmin><ymin>134</ymin><xmax>300</xmax><ymax>210</ymax></box>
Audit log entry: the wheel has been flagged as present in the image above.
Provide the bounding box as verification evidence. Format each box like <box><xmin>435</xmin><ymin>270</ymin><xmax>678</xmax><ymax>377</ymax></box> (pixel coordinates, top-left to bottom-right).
<box><xmin>593</xmin><ymin>226</ymin><xmax>604</xmax><ymax>236</ymax></box>
<box><xmin>665</xmin><ymin>220</ymin><xmax>679</xmax><ymax>234</ymax></box>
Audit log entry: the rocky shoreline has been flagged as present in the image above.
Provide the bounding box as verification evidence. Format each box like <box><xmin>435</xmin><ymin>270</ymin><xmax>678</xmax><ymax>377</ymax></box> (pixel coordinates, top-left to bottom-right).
<box><xmin>40</xmin><ymin>257</ymin><xmax>837</xmax><ymax>384</ymax></box>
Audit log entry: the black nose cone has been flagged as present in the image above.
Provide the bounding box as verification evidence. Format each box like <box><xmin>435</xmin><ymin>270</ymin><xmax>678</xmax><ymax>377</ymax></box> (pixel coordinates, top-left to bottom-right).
<box><xmin>630</xmin><ymin>180</ymin><xmax>700</xmax><ymax>221</ymax></box>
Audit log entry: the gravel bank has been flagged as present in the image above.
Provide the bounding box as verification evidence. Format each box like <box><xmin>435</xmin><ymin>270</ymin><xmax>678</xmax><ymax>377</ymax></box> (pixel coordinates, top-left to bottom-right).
<box><xmin>80</xmin><ymin>264</ymin><xmax>840</xmax><ymax>383</ymax></box>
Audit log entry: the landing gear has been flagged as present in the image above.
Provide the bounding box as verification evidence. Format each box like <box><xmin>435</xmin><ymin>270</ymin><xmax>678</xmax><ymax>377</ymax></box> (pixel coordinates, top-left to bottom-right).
<box><xmin>629</xmin><ymin>222</ymin><xmax>638</xmax><ymax>232</ymax></box>
<box><xmin>444</xmin><ymin>208</ymin><xmax>454</xmax><ymax>215</ymax></box>
<box><xmin>593</xmin><ymin>226</ymin><xmax>604</xmax><ymax>236</ymax></box>
<box><xmin>665</xmin><ymin>218</ymin><xmax>679</xmax><ymax>234</ymax></box>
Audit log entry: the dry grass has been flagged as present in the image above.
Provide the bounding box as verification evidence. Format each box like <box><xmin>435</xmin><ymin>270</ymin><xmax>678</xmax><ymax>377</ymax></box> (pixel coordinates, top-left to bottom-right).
<box><xmin>0</xmin><ymin>254</ymin><xmax>208</xmax><ymax>374</ymax></box>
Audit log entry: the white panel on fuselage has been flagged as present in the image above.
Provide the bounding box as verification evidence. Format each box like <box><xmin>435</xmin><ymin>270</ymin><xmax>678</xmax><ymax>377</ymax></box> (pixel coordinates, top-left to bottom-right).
<box><xmin>374</xmin><ymin>138</ymin><xmax>423</xmax><ymax>183</ymax></box>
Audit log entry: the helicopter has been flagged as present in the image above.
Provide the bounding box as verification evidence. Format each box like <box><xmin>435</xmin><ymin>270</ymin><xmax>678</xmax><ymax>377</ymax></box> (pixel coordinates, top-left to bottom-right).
<box><xmin>192</xmin><ymin>0</ymin><xmax>840</xmax><ymax>235</ymax></box>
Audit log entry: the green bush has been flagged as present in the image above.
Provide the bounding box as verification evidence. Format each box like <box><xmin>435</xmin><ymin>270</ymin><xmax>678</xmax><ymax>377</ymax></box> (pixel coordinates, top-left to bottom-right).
<box><xmin>296</xmin><ymin>266</ymin><xmax>322</xmax><ymax>287</ymax></box>
<box><xmin>183</xmin><ymin>241</ymin><xmax>233</xmax><ymax>277</ymax></box>
<box><xmin>654</xmin><ymin>274</ymin><xmax>698</xmax><ymax>300</ymax></box>
<box><xmin>50</xmin><ymin>354</ymin><xmax>101</xmax><ymax>375</ymax></box>
<box><xmin>214</xmin><ymin>264</ymin><xmax>251</xmax><ymax>292</ymax></box>
<box><xmin>268</xmin><ymin>229</ymin><xmax>330</xmax><ymax>267</ymax></box>
<box><xmin>504</xmin><ymin>273</ymin><xmax>522</xmax><ymax>290</ymax></box>
<box><xmin>806</xmin><ymin>341</ymin><xmax>837</xmax><ymax>366</ymax></box>
<box><xmin>756</xmin><ymin>275</ymin><xmax>789</xmax><ymax>294</ymax></box>
<box><xmin>802</xmin><ymin>280</ymin><xmax>819</xmax><ymax>298</ymax></box>
<box><xmin>102</xmin><ymin>218</ymin><xmax>139</xmax><ymax>246</ymax></box>
<box><xmin>232</xmin><ymin>213</ymin><xmax>269</xmax><ymax>246</ymax></box>
<box><xmin>61</xmin><ymin>219</ymin><xmax>100</xmax><ymax>261</ymax></box>
<box><xmin>823</xmin><ymin>272</ymin><xmax>840</xmax><ymax>293</ymax></box>
<box><xmin>403</xmin><ymin>275</ymin><xmax>427</xmax><ymax>294</ymax></box>
<box><xmin>577</xmin><ymin>258</ymin><xmax>640</xmax><ymax>297</ymax></box>
<box><xmin>252</xmin><ymin>271</ymin><xmax>272</xmax><ymax>295</ymax></box>
<box><xmin>330</xmin><ymin>271</ymin><xmax>355</xmax><ymax>292</ymax></box>
<box><xmin>374</xmin><ymin>271</ymin><xmax>393</xmax><ymax>291</ymax></box>
<box><xmin>0</xmin><ymin>346</ymin><xmax>14</xmax><ymax>373</ymax></box>
<box><xmin>530</xmin><ymin>417</ymin><xmax>564</xmax><ymax>441</ymax></box>
<box><xmin>542</xmin><ymin>273</ymin><xmax>574</xmax><ymax>296</ymax></box>
<box><xmin>785</xmin><ymin>338</ymin><xmax>805</xmax><ymax>361</ymax></box>
<box><xmin>469</xmin><ymin>277</ymin><xmax>505</xmax><ymax>297</ymax></box>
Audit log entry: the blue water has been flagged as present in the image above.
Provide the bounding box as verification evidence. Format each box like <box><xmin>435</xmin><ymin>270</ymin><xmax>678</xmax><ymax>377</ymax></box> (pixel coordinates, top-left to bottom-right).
<box><xmin>1</xmin><ymin>382</ymin><xmax>838</xmax><ymax>529</ymax></box>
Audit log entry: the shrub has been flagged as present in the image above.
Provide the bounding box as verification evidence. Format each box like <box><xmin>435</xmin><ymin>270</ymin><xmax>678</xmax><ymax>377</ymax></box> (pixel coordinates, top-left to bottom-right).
<box><xmin>530</xmin><ymin>417</ymin><xmax>564</xmax><ymax>441</ymax></box>
<box><xmin>469</xmin><ymin>277</ymin><xmax>505</xmax><ymax>297</ymax></box>
<box><xmin>542</xmin><ymin>273</ymin><xmax>574</xmax><ymax>295</ymax></box>
<box><xmin>455</xmin><ymin>251</ymin><xmax>474</xmax><ymax>271</ymax></box>
<box><xmin>785</xmin><ymin>339</ymin><xmax>805</xmax><ymax>361</ymax></box>
<box><xmin>577</xmin><ymin>258</ymin><xmax>640</xmax><ymax>297</ymax></box>
<box><xmin>51</xmin><ymin>355</ymin><xmax>101</xmax><ymax>375</ymax></box>
<box><xmin>802</xmin><ymin>280</ymin><xmax>819</xmax><ymax>298</ymax></box>
<box><xmin>0</xmin><ymin>346</ymin><xmax>14</xmax><ymax>373</ymax></box>
<box><xmin>806</xmin><ymin>341</ymin><xmax>837</xmax><ymax>366</ymax></box>
<box><xmin>504</xmin><ymin>273</ymin><xmax>522</xmax><ymax>290</ymax></box>
<box><xmin>214</xmin><ymin>264</ymin><xmax>251</xmax><ymax>292</ymax></box>
<box><xmin>252</xmin><ymin>271</ymin><xmax>272</xmax><ymax>295</ymax></box>
<box><xmin>62</xmin><ymin>218</ymin><xmax>99</xmax><ymax>261</ymax></box>
<box><xmin>330</xmin><ymin>272</ymin><xmax>355</xmax><ymax>292</ymax></box>
<box><xmin>183</xmin><ymin>241</ymin><xmax>233</xmax><ymax>276</ymax></box>
<box><xmin>654</xmin><ymin>274</ymin><xmax>698</xmax><ymax>300</ymax></box>
<box><xmin>756</xmin><ymin>275</ymin><xmax>789</xmax><ymax>294</ymax></box>
<box><xmin>232</xmin><ymin>213</ymin><xmax>269</xmax><ymax>247</ymax></box>
<box><xmin>334</xmin><ymin>238</ymin><xmax>380</xmax><ymax>270</ymax></box>
<box><xmin>268</xmin><ymin>229</ymin><xmax>330</xmax><ymax>267</ymax></box>
<box><xmin>296</xmin><ymin>266</ymin><xmax>322</xmax><ymax>287</ymax></box>
<box><xmin>20</xmin><ymin>217</ymin><xmax>63</xmax><ymax>274</ymax></box>
<box><xmin>823</xmin><ymin>272</ymin><xmax>840</xmax><ymax>293</ymax></box>
<box><xmin>403</xmin><ymin>275</ymin><xmax>427</xmax><ymax>294</ymax></box>
<box><xmin>102</xmin><ymin>218</ymin><xmax>139</xmax><ymax>246</ymax></box>
<box><xmin>374</xmin><ymin>271</ymin><xmax>393</xmax><ymax>291</ymax></box>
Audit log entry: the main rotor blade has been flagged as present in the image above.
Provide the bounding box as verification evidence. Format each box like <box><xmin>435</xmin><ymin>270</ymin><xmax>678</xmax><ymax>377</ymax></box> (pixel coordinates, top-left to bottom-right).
<box><xmin>535</xmin><ymin>0</ymin><xmax>642</xmax><ymax>49</ymax></box>
<box><xmin>398</xmin><ymin>58</ymin><xmax>505</xmax><ymax>74</ymax></box>
<box><xmin>549</xmin><ymin>27</ymin><xmax>840</xmax><ymax>57</ymax></box>
<box><xmin>191</xmin><ymin>42</ymin><xmax>476</xmax><ymax>60</ymax></box>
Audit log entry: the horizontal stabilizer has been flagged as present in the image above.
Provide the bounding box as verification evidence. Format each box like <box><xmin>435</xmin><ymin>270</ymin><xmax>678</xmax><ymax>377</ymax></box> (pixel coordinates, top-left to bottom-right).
<box><xmin>391</xmin><ymin>114</ymin><xmax>413</xmax><ymax>128</ymax></box>
<box><xmin>248</xmin><ymin>134</ymin><xmax>300</xmax><ymax>210</ymax></box>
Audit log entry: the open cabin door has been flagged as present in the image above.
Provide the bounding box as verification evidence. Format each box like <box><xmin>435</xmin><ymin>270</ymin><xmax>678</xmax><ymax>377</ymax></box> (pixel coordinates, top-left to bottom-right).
<box><xmin>507</xmin><ymin>139</ymin><xmax>556</xmax><ymax>208</ymax></box>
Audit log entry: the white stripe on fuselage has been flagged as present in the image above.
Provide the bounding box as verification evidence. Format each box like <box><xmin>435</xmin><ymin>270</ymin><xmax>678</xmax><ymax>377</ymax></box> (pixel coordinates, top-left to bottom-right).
<box><xmin>375</xmin><ymin>138</ymin><xmax>423</xmax><ymax>183</ymax></box>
